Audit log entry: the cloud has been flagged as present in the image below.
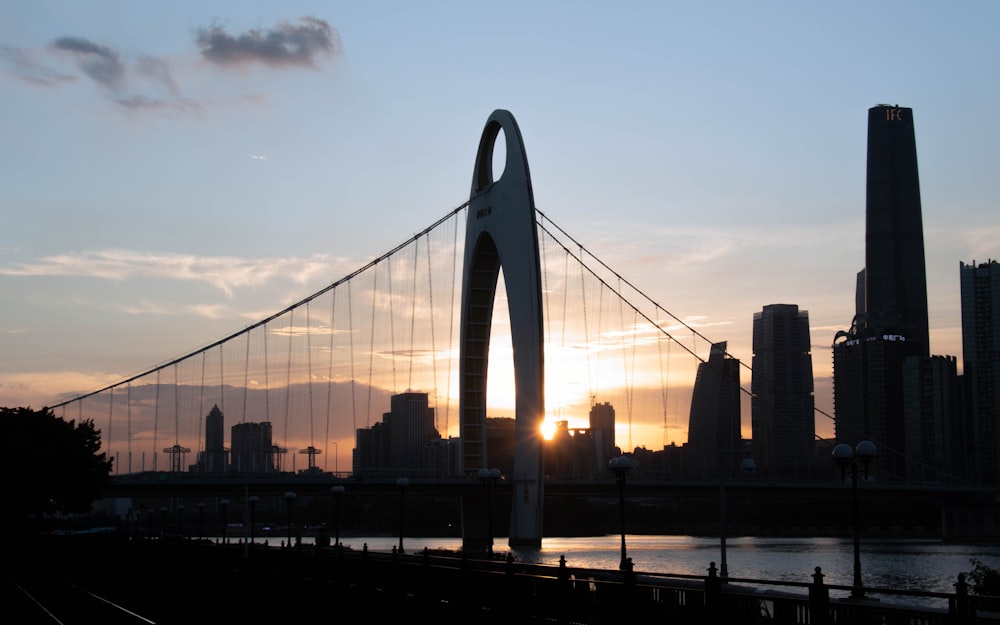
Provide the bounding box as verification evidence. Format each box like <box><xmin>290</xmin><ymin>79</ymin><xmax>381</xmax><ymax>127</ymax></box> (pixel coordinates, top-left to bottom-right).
<box><xmin>51</xmin><ymin>36</ymin><xmax>126</xmax><ymax>91</ymax></box>
<box><xmin>196</xmin><ymin>17</ymin><xmax>341</xmax><ymax>68</ymax></box>
<box><xmin>9</xmin><ymin>16</ymin><xmax>341</xmax><ymax>116</ymax></box>
<box><xmin>47</xmin><ymin>36</ymin><xmax>197</xmax><ymax>114</ymax></box>
<box><xmin>114</xmin><ymin>94</ymin><xmax>202</xmax><ymax>114</ymax></box>
<box><xmin>0</xmin><ymin>250</ymin><xmax>351</xmax><ymax>298</ymax></box>
<box><xmin>135</xmin><ymin>55</ymin><xmax>179</xmax><ymax>95</ymax></box>
<box><xmin>0</xmin><ymin>45</ymin><xmax>76</xmax><ymax>86</ymax></box>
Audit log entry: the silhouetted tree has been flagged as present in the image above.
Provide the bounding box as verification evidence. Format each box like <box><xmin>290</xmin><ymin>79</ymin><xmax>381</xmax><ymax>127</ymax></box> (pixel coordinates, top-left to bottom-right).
<box><xmin>5</xmin><ymin>406</ymin><xmax>114</xmax><ymax>521</ymax></box>
<box><xmin>969</xmin><ymin>558</ymin><xmax>1000</xmax><ymax>611</ymax></box>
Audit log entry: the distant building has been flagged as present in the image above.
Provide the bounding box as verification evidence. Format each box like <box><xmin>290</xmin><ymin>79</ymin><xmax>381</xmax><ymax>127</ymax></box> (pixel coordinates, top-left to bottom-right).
<box><xmin>589</xmin><ymin>402</ymin><xmax>617</xmax><ymax>468</ymax></box>
<box><xmin>485</xmin><ymin>417</ymin><xmax>516</xmax><ymax>476</ymax></box>
<box><xmin>685</xmin><ymin>342</ymin><xmax>741</xmax><ymax>479</ymax></box>
<box><xmin>353</xmin><ymin>391</ymin><xmax>446</xmax><ymax>478</ymax></box>
<box><xmin>230</xmin><ymin>421</ymin><xmax>275</xmax><ymax>474</ymax></box>
<box><xmin>544</xmin><ymin>421</ymin><xmax>599</xmax><ymax>479</ymax></box>
<box><xmin>194</xmin><ymin>404</ymin><xmax>228</xmax><ymax>473</ymax></box>
<box><xmin>960</xmin><ymin>259</ymin><xmax>1000</xmax><ymax>484</ymax></box>
<box><xmin>751</xmin><ymin>304</ymin><xmax>817</xmax><ymax>481</ymax></box>
<box><xmin>832</xmin><ymin>323</ymin><xmax>912</xmax><ymax>480</ymax></box>
<box><xmin>903</xmin><ymin>355</ymin><xmax>963</xmax><ymax>482</ymax></box>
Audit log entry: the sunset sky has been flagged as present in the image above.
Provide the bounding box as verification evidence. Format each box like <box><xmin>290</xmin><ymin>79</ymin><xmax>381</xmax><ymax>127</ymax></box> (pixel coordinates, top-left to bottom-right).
<box><xmin>2</xmin><ymin>2</ymin><xmax>998</xmax><ymax>462</ymax></box>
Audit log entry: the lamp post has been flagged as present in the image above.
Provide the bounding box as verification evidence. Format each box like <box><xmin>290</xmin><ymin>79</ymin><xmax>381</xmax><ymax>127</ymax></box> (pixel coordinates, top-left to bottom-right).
<box><xmin>160</xmin><ymin>506</ymin><xmax>167</xmax><ymax>539</ymax></box>
<box><xmin>396</xmin><ymin>477</ymin><xmax>409</xmax><ymax>554</ymax></box>
<box><xmin>332</xmin><ymin>441</ymin><xmax>338</xmax><ymax>476</ymax></box>
<box><xmin>330</xmin><ymin>485</ymin><xmax>345</xmax><ymax>548</ymax></box>
<box><xmin>219</xmin><ymin>498</ymin><xmax>230</xmax><ymax>545</ymax></box>
<box><xmin>177</xmin><ymin>504</ymin><xmax>185</xmax><ymax>540</ymax></box>
<box><xmin>478</xmin><ymin>467</ymin><xmax>501</xmax><ymax>554</ymax></box>
<box><xmin>608</xmin><ymin>455</ymin><xmax>633</xmax><ymax>570</ymax></box>
<box><xmin>248</xmin><ymin>495</ymin><xmax>259</xmax><ymax>546</ymax></box>
<box><xmin>832</xmin><ymin>440</ymin><xmax>877</xmax><ymax>599</ymax></box>
<box><xmin>719</xmin><ymin>450</ymin><xmax>756</xmax><ymax>578</ymax></box>
<box><xmin>284</xmin><ymin>491</ymin><xmax>297</xmax><ymax>548</ymax></box>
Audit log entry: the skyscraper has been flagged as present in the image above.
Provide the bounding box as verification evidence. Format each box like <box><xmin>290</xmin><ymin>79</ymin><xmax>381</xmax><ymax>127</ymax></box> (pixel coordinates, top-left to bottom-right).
<box><xmin>195</xmin><ymin>404</ymin><xmax>227</xmax><ymax>473</ymax></box>
<box><xmin>686</xmin><ymin>342</ymin><xmax>741</xmax><ymax>479</ymax></box>
<box><xmin>833</xmin><ymin>104</ymin><xmax>930</xmax><ymax>481</ymax></box>
<box><xmin>589</xmin><ymin>401</ymin><xmax>617</xmax><ymax>469</ymax></box>
<box><xmin>354</xmin><ymin>391</ymin><xmax>443</xmax><ymax>477</ymax></box>
<box><xmin>864</xmin><ymin>104</ymin><xmax>930</xmax><ymax>359</ymax></box>
<box><xmin>751</xmin><ymin>304</ymin><xmax>816</xmax><ymax>480</ymax></box>
<box><xmin>960</xmin><ymin>259</ymin><xmax>1000</xmax><ymax>483</ymax></box>
<box><xmin>387</xmin><ymin>391</ymin><xmax>438</xmax><ymax>472</ymax></box>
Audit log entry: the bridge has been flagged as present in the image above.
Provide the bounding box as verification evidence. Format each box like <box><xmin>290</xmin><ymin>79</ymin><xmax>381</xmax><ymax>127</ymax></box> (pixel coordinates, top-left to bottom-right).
<box><xmin>49</xmin><ymin>110</ymin><xmax>996</xmax><ymax>551</ymax></box>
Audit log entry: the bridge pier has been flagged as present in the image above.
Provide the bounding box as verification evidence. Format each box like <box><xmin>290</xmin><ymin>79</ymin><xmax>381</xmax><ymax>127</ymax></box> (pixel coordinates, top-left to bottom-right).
<box><xmin>460</xmin><ymin>109</ymin><xmax>546</xmax><ymax>549</ymax></box>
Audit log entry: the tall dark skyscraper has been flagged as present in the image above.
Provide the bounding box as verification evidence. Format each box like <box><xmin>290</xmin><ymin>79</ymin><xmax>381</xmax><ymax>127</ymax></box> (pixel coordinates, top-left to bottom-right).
<box><xmin>751</xmin><ymin>304</ymin><xmax>816</xmax><ymax>480</ymax></box>
<box><xmin>960</xmin><ymin>259</ymin><xmax>1000</xmax><ymax>483</ymax></box>
<box><xmin>833</xmin><ymin>105</ymin><xmax>930</xmax><ymax>481</ymax></box>
<box><xmin>864</xmin><ymin>104</ymin><xmax>930</xmax><ymax>359</ymax></box>
<box><xmin>686</xmin><ymin>342</ymin><xmax>741</xmax><ymax>479</ymax></box>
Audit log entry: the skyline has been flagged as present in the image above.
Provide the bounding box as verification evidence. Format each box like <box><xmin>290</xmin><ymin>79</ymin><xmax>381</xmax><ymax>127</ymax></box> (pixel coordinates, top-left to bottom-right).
<box><xmin>2</xmin><ymin>2</ymin><xmax>999</xmax><ymax>459</ymax></box>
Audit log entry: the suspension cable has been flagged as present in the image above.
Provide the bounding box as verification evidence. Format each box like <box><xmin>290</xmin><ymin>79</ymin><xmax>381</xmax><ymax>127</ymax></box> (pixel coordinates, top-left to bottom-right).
<box><xmin>409</xmin><ymin>239</ymin><xmax>419</xmax><ymax>391</ymax></box>
<box><xmin>426</xmin><ymin>234</ymin><xmax>439</xmax><ymax>430</ymax></box>
<box><xmin>48</xmin><ymin>201</ymin><xmax>471</xmax><ymax>409</ymax></box>
<box><xmin>326</xmin><ymin>289</ymin><xmax>336</xmax><ymax>472</ymax></box>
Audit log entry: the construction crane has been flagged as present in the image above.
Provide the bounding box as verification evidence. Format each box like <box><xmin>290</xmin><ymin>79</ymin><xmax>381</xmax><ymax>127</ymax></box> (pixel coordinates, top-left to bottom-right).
<box><xmin>298</xmin><ymin>446</ymin><xmax>323</xmax><ymax>472</ymax></box>
<box><xmin>163</xmin><ymin>443</ymin><xmax>191</xmax><ymax>473</ymax></box>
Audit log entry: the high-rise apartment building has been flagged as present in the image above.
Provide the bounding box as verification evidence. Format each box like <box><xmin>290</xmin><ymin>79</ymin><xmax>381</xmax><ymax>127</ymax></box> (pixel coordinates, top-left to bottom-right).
<box><xmin>686</xmin><ymin>342</ymin><xmax>741</xmax><ymax>479</ymax></box>
<box><xmin>902</xmin><ymin>355</ymin><xmax>963</xmax><ymax>481</ymax></box>
<box><xmin>751</xmin><ymin>304</ymin><xmax>816</xmax><ymax>480</ymax></box>
<box><xmin>230</xmin><ymin>421</ymin><xmax>275</xmax><ymax>474</ymax></box>
<box><xmin>833</xmin><ymin>105</ymin><xmax>931</xmax><ymax>481</ymax></box>
<box><xmin>960</xmin><ymin>259</ymin><xmax>1000</xmax><ymax>483</ymax></box>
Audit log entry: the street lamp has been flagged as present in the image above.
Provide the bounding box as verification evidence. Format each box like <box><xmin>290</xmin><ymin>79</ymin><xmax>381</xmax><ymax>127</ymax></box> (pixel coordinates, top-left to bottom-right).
<box><xmin>608</xmin><ymin>455</ymin><xmax>633</xmax><ymax>570</ymax></box>
<box><xmin>248</xmin><ymin>496</ymin><xmax>260</xmax><ymax>546</ymax></box>
<box><xmin>219</xmin><ymin>498</ymin><xmax>230</xmax><ymax>545</ymax></box>
<box><xmin>160</xmin><ymin>506</ymin><xmax>167</xmax><ymax>539</ymax></box>
<box><xmin>396</xmin><ymin>477</ymin><xmax>409</xmax><ymax>554</ymax></box>
<box><xmin>719</xmin><ymin>450</ymin><xmax>756</xmax><ymax>578</ymax></box>
<box><xmin>330</xmin><ymin>485</ymin><xmax>345</xmax><ymax>548</ymax></box>
<box><xmin>832</xmin><ymin>440</ymin><xmax>877</xmax><ymax>599</ymax></box>
<box><xmin>478</xmin><ymin>467</ymin><xmax>501</xmax><ymax>554</ymax></box>
<box><xmin>284</xmin><ymin>491</ymin><xmax>297</xmax><ymax>548</ymax></box>
<box><xmin>177</xmin><ymin>504</ymin><xmax>185</xmax><ymax>540</ymax></box>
